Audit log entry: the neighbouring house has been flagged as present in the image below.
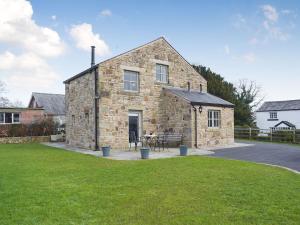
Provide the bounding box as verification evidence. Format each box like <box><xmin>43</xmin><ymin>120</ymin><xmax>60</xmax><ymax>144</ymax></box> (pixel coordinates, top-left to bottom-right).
<box><xmin>28</xmin><ymin>92</ymin><xmax>65</xmax><ymax>125</ymax></box>
<box><xmin>256</xmin><ymin>100</ymin><xmax>300</xmax><ymax>130</ymax></box>
<box><xmin>64</xmin><ymin>37</ymin><xmax>234</xmax><ymax>150</ymax></box>
<box><xmin>0</xmin><ymin>107</ymin><xmax>44</xmax><ymax>125</ymax></box>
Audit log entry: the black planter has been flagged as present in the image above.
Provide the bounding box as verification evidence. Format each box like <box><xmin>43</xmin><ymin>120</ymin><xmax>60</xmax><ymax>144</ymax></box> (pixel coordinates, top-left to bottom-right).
<box><xmin>101</xmin><ymin>146</ymin><xmax>110</xmax><ymax>157</ymax></box>
<box><xmin>179</xmin><ymin>145</ymin><xmax>188</xmax><ymax>156</ymax></box>
<box><xmin>140</xmin><ymin>148</ymin><xmax>150</xmax><ymax>159</ymax></box>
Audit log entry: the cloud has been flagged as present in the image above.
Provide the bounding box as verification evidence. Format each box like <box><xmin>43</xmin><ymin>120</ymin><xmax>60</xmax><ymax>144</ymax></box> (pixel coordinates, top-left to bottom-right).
<box><xmin>263</xmin><ymin>20</ymin><xmax>290</xmax><ymax>41</ymax></box>
<box><xmin>224</xmin><ymin>45</ymin><xmax>230</xmax><ymax>55</ymax></box>
<box><xmin>100</xmin><ymin>9</ymin><xmax>112</xmax><ymax>17</ymax></box>
<box><xmin>0</xmin><ymin>51</ymin><xmax>59</xmax><ymax>87</ymax></box>
<box><xmin>0</xmin><ymin>0</ymin><xmax>65</xmax><ymax>58</ymax></box>
<box><xmin>69</xmin><ymin>23</ymin><xmax>110</xmax><ymax>56</ymax></box>
<box><xmin>233</xmin><ymin>14</ymin><xmax>247</xmax><ymax>29</ymax></box>
<box><xmin>243</xmin><ymin>52</ymin><xmax>256</xmax><ymax>63</ymax></box>
<box><xmin>261</xmin><ymin>4</ymin><xmax>278</xmax><ymax>22</ymax></box>
<box><xmin>51</xmin><ymin>15</ymin><xmax>56</xmax><ymax>20</ymax></box>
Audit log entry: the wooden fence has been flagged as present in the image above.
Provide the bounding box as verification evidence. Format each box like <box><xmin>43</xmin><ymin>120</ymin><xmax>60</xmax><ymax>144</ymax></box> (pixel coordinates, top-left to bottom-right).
<box><xmin>234</xmin><ymin>127</ymin><xmax>300</xmax><ymax>144</ymax></box>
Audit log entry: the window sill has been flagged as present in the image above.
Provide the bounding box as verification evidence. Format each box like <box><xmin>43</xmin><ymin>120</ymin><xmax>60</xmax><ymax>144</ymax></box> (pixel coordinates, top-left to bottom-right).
<box><xmin>120</xmin><ymin>90</ymin><xmax>140</xmax><ymax>96</ymax></box>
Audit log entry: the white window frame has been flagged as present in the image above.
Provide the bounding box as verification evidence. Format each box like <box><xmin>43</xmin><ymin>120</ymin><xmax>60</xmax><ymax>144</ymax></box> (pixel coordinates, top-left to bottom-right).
<box><xmin>208</xmin><ymin>110</ymin><xmax>221</xmax><ymax>128</ymax></box>
<box><xmin>156</xmin><ymin>64</ymin><xmax>169</xmax><ymax>83</ymax></box>
<box><xmin>269</xmin><ymin>112</ymin><xmax>277</xmax><ymax>119</ymax></box>
<box><xmin>0</xmin><ymin>112</ymin><xmax>20</xmax><ymax>124</ymax></box>
<box><xmin>124</xmin><ymin>70</ymin><xmax>139</xmax><ymax>92</ymax></box>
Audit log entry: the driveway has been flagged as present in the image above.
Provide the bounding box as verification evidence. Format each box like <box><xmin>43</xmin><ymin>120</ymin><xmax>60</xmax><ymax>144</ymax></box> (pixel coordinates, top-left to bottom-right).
<box><xmin>211</xmin><ymin>141</ymin><xmax>300</xmax><ymax>172</ymax></box>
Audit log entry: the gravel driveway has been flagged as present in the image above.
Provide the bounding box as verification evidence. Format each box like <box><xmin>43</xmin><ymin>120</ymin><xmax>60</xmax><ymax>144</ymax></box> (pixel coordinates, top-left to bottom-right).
<box><xmin>211</xmin><ymin>141</ymin><xmax>300</xmax><ymax>172</ymax></box>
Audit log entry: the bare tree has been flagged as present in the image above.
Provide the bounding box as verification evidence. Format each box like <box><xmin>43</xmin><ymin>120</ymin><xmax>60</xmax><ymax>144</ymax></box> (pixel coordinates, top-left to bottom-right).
<box><xmin>234</xmin><ymin>79</ymin><xmax>265</xmax><ymax>126</ymax></box>
<box><xmin>0</xmin><ymin>81</ymin><xmax>10</xmax><ymax>107</ymax></box>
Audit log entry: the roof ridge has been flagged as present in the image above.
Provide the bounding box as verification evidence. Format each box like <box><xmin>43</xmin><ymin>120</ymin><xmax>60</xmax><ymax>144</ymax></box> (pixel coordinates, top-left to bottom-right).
<box><xmin>264</xmin><ymin>99</ymin><xmax>300</xmax><ymax>103</ymax></box>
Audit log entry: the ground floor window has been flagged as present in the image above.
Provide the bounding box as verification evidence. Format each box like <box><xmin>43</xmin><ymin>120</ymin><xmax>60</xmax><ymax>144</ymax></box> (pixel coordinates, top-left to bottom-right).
<box><xmin>208</xmin><ymin>110</ymin><xmax>221</xmax><ymax>128</ymax></box>
<box><xmin>0</xmin><ymin>112</ymin><xmax>20</xmax><ymax>124</ymax></box>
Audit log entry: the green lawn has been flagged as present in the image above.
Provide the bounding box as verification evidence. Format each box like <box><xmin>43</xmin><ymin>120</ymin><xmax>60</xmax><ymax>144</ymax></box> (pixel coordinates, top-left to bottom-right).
<box><xmin>1</xmin><ymin>144</ymin><xmax>300</xmax><ymax>225</ymax></box>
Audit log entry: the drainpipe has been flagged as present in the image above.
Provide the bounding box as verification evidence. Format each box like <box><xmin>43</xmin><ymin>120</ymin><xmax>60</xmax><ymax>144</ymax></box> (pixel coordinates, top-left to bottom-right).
<box><xmin>192</xmin><ymin>104</ymin><xmax>197</xmax><ymax>148</ymax></box>
<box><xmin>91</xmin><ymin>46</ymin><xmax>99</xmax><ymax>150</ymax></box>
<box><xmin>94</xmin><ymin>68</ymin><xmax>99</xmax><ymax>150</ymax></box>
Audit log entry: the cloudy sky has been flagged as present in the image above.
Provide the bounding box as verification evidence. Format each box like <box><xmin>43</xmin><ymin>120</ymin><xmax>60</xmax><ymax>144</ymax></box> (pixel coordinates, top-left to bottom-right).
<box><xmin>0</xmin><ymin>0</ymin><xmax>299</xmax><ymax>105</ymax></box>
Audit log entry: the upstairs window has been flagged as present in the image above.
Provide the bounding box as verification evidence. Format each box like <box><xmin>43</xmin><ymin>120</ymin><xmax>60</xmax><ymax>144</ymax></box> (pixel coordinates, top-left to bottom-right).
<box><xmin>208</xmin><ymin>110</ymin><xmax>221</xmax><ymax>128</ymax></box>
<box><xmin>269</xmin><ymin>112</ymin><xmax>277</xmax><ymax>119</ymax></box>
<box><xmin>156</xmin><ymin>64</ymin><xmax>168</xmax><ymax>83</ymax></box>
<box><xmin>124</xmin><ymin>70</ymin><xmax>139</xmax><ymax>92</ymax></box>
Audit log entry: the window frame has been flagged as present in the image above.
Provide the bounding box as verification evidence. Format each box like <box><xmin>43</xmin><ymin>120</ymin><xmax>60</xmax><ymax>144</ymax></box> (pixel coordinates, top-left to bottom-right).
<box><xmin>0</xmin><ymin>112</ymin><xmax>20</xmax><ymax>124</ymax></box>
<box><xmin>123</xmin><ymin>70</ymin><xmax>139</xmax><ymax>92</ymax></box>
<box><xmin>269</xmin><ymin>111</ymin><xmax>277</xmax><ymax>119</ymax></box>
<box><xmin>208</xmin><ymin>110</ymin><xmax>221</xmax><ymax>128</ymax></box>
<box><xmin>155</xmin><ymin>64</ymin><xmax>169</xmax><ymax>83</ymax></box>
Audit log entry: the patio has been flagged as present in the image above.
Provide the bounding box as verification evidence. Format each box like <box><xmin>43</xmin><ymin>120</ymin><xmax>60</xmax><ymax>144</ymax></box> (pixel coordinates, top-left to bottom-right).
<box><xmin>42</xmin><ymin>142</ymin><xmax>251</xmax><ymax>160</ymax></box>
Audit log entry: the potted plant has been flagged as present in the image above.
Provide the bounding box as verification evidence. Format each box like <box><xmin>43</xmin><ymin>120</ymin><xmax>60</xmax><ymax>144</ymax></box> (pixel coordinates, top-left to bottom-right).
<box><xmin>101</xmin><ymin>146</ymin><xmax>111</xmax><ymax>157</ymax></box>
<box><xmin>179</xmin><ymin>145</ymin><xmax>188</xmax><ymax>156</ymax></box>
<box><xmin>140</xmin><ymin>137</ymin><xmax>150</xmax><ymax>159</ymax></box>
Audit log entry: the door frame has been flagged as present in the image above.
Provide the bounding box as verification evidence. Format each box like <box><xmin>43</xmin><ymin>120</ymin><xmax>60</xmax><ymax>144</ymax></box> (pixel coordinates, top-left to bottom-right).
<box><xmin>128</xmin><ymin>111</ymin><xmax>142</xmax><ymax>146</ymax></box>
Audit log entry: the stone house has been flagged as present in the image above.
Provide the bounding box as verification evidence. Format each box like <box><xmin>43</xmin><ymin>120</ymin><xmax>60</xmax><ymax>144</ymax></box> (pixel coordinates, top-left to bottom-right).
<box><xmin>64</xmin><ymin>37</ymin><xmax>234</xmax><ymax>150</ymax></box>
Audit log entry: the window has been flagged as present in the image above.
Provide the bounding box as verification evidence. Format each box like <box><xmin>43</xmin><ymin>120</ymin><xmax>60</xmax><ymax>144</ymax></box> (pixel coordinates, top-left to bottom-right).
<box><xmin>156</xmin><ymin>64</ymin><xmax>168</xmax><ymax>83</ymax></box>
<box><xmin>208</xmin><ymin>110</ymin><xmax>221</xmax><ymax>128</ymax></box>
<box><xmin>270</xmin><ymin>112</ymin><xmax>277</xmax><ymax>119</ymax></box>
<box><xmin>0</xmin><ymin>112</ymin><xmax>20</xmax><ymax>124</ymax></box>
<box><xmin>13</xmin><ymin>113</ymin><xmax>20</xmax><ymax>123</ymax></box>
<box><xmin>0</xmin><ymin>113</ymin><xmax>4</xmax><ymax>124</ymax></box>
<box><xmin>5</xmin><ymin>113</ymin><xmax>12</xmax><ymax>124</ymax></box>
<box><xmin>124</xmin><ymin>70</ymin><xmax>139</xmax><ymax>91</ymax></box>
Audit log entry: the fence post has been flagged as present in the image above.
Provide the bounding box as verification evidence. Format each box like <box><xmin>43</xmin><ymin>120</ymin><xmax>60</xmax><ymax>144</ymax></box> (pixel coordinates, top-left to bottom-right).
<box><xmin>293</xmin><ymin>129</ymin><xmax>296</xmax><ymax>143</ymax></box>
<box><xmin>249</xmin><ymin>127</ymin><xmax>252</xmax><ymax>140</ymax></box>
<box><xmin>270</xmin><ymin>128</ymin><xmax>272</xmax><ymax>142</ymax></box>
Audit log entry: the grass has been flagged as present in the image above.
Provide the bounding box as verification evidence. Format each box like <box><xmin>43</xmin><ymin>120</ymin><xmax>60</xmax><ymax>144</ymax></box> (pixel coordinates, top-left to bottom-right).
<box><xmin>1</xmin><ymin>144</ymin><xmax>300</xmax><ymax>225</ymax></box>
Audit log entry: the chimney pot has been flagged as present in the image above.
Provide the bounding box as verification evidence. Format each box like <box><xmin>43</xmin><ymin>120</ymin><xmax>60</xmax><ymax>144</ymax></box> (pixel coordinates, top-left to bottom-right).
<box><xmin>91</xmin><ymin>46</ymin><xmax>95</xmax><ymax>67</ymax></box>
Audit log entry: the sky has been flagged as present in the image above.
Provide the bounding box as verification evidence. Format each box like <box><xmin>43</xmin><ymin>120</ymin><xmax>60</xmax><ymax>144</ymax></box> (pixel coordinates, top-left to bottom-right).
<box><xmin>0</xmin><ymin>0</ymin><xmax>299</xmax><ymax>105</ymax></box>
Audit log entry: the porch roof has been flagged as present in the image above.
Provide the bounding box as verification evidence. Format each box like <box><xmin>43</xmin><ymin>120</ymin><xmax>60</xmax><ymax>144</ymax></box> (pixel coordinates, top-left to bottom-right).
<box><xmin>165</xmin><ymin>87</ymin><xmax>234</xmax><ymax>108</ymax></box>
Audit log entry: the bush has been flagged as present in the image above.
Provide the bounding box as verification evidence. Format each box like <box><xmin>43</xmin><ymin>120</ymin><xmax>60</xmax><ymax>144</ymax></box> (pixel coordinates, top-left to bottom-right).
<box><xmin>0</xmin><ymin>118</ymin><xmax>58</xmax><ymax>137</ymax></box>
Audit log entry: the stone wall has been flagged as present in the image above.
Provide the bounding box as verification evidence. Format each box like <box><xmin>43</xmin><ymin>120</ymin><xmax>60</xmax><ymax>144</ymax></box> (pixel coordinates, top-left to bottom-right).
<box><xmin>0</xmin><ymin>136</ymin><xmax>50</xmax><ymax>144</ymax></box>
<box><xmin>98</xmin><ymin>38</ymin><xmax>207</xmax><ymax>150</ymax></box>
<box><xmin>159</xmin><ymin>90</ymin><xmax>192</xmax><ymax>146</ymax></box>
<box><xmin>191</xmin><ymin>106</ymin><xmax>234</xmax><ymax>148</ymax></box>
<box><xmin>65</xmin><ymin>70</ymin><xmax>96</xmax><ymax>149</ymax></box>
<box><xmin>65</xmin><ymin>37</ymin><xmax>234</xmax><ymax>150</ymax></box>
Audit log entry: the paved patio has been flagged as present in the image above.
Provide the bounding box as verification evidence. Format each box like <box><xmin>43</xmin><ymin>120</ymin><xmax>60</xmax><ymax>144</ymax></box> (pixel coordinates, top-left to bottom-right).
<box><xmin>42</xmin><ymin>142</ymin><xmax>252</xmax><ymax>160</ymax></box>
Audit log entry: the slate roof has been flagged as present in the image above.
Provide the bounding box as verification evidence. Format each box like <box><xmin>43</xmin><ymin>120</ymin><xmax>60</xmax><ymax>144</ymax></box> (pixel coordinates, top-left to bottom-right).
<box><xmin>165</xmin><ymin>87</ymin><xmax>234</xmax><ymax>107</ymax></box>
<box><xmin>274</xmin><ymin>121</ymin><xmax>296</xmax><ymax>128</ymax></box>
<box><xmin>30</xmin><ymin>93</ymin><xmax>65</xmax><ymax>115</ymax></box>
<box><xmin>257</xmin><ymin>100</ymin><xmax>300</xmax><ymax>112</ymax></box>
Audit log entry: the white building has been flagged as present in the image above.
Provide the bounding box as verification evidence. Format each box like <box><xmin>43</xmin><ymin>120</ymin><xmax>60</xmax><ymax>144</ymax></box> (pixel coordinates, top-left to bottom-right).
<box><xmin>256</xmin><ymin>100</ymin><xmax>300</xmax><ymax>130</ymax></box>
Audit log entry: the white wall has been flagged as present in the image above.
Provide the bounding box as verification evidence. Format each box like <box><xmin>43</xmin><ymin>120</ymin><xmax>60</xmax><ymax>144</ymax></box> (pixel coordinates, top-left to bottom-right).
<box><xmin>256</xmin><ymin>110</ymin><xmax>300</xmax><ymax>129</ymax></box>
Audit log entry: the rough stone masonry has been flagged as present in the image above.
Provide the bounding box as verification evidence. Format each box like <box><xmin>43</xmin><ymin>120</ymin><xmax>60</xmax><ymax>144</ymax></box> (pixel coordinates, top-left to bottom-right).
<box><xmin>64</xmin><ymin>37</ymin><xmax>234</xmax><ymax>150</ymax></box>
